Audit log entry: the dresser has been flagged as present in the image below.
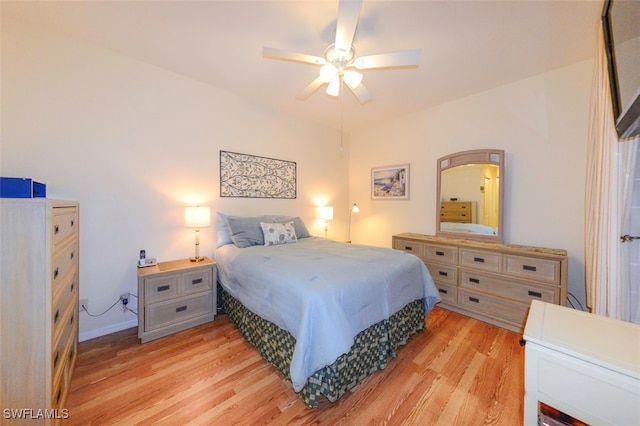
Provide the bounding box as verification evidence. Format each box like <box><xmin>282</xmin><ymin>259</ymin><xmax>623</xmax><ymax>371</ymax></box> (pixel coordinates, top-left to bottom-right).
<box><xmin>137</xmin><ymin>258</ymin><xmax>216</xmax><ymax>343</ymax></box>
<box><xmin>1</xmin><ymin>199</ymin><xmax>79</xmax><ymax>423</ymax></box>
<box><xmin>393</xmin><ymin>233</ymin><xmax>567</xmax><ymax>333</ymax></box>
<box><xmin>440</xmin><ymin>201</ymin><xmax>475</xmax><ymax>223</ymax></box>
<box><xmin>523</xmin><ymin>300</ymin><xmax>640</xmax><ymax>425</ymax></box>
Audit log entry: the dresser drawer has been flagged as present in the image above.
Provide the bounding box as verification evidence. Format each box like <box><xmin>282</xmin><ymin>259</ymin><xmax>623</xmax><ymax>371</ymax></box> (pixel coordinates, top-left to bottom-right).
<box><xmin>52</xmin><ymin>305</ymin><xmax>77</xmax><ymax>388</ymax></box>
<box><xmin>52</xmin><ymin>271</ymin><xmax>78</xmax><ymax>341</ymax></box>
<box><xmin>460</xmin><ymin>249</ymin><xmax>501</xmax><ymax>272</ymax></box>
<box><xmin>145</xmin><ymin>292</ymin><xmax>213</xmax><ymax>331</ymax></box>
<box><xmin>425</xmin><ymin>262</ymin><xmax>457</xmax><ymax>286</ymax></box>
<box><xmin>460</xmin><ymin>270</ymin><xmax>558</xmax><ymax>304</ymax></box>
<box><xmin>504</xmin><ymin>255</ymin><xmax>561</xmax><ymax>285</ymax></box>
<box><xmin>182</xmin><ymin>269</ymin><xmax>213</xmax><ymax>295</ymax></box>
<box><xmin>51</xmin><ymin>320</ymin><xmax>77</xmax><ymax>411</ymax></box>
<box><xmin>424</xmin><ymin>244</ymin><xmax>458</xmax><ymax>265</ymax></box>
<box><xmin>394</xmin><ymin>239</ymin><xmax>422</xmax><ymax>256</ymax></box>
<box><xmin>145</xmin><ymin>274</ymin><xmax>179</xmax><ymax>304</ymax></box>
<box><xmin>52</xmin><ymin>207</ymin><xmax>78</xmax><ymax>247</ymax></box>
<box><xmin>52</xmin><ymin>238</ymin><xmax>78</xmax><ymax>285</ymax></box>
<box><xmin>459</xmin><ymin>288</ymin><xmax>529</xmax><ymax>325</ymax></box>
<box><xmin>435</xmin><ymin>283</ymin><xmax>457</xmax><ymax>304</ymax></box>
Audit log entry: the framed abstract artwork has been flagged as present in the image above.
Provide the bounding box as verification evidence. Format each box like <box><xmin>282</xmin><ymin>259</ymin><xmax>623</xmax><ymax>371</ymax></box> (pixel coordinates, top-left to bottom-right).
<box><xmin>371</xmin><ymin>164</ymin><xmax>410</xmax><ymax>200</ymax></box>
<box><xmin>220</xmin><ymin>151</ymin><xmax>297</xmax><ymax>199</ymax></box>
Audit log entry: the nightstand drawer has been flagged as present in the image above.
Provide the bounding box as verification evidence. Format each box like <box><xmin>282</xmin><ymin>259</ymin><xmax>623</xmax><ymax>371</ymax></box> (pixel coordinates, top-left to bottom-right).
<box><xmin>182</xmin><ymin>269</ymin><xmax>213</xmax><ymax>295</ymax></box>
<box><xmin>425</xmin><ymin>262</ymin><xmax>457</xmax><ymax>286</ymax></box>
<box><xmin>460</xmin><ymin>249</ymin><xmax>501</xmax><ymax>272</ymax></box>
<box><xmin>145</xmin><ymin>292</ymin><xmax>213</xmax><ymax>331</ymax></box>
<box><xmin>504</xmin><ymin>255</ymin><xmax>560</xmax><ymax>285</ymax></box>
<box><xmin>424</xmin><ymin>244</ymin><xmax>458</xmax><ymax>265</ymax></box>
<box><xmin>145</xmin><ymin>275</ymin><xmax>179</xmax><ymax>303</ymax></box>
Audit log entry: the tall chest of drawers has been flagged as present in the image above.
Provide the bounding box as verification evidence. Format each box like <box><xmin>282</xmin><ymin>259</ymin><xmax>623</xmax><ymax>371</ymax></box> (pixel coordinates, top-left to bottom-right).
<box><xmin>393</xmin><ymin>233</ymin><xmax>567</xmax><ymax>333</ymax></box>
<box><xmin>1</xmin><ymin>199</ymin><xmax>79</xmax><ymax>423</ymax></box>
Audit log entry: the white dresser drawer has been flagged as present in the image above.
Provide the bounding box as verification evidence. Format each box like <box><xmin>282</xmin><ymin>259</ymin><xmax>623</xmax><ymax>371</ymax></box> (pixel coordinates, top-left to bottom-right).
<box><xmin>435</xmin><ymin>283</ymin><xmax>457</xmax><ymax>304</ymax></box>
<box><xmin>460</xmin><ymin>249</ymin><xmax>501</xmax><ymax>272</ymax></box>
<box><xmin>424</xmin><ymin>244</ymin><xmax>458</xmax><ymax>265</ymax></box>
<box><xmin>394</xmin><ymin>239</ymin><xmax>422</xmax><ymax>256</ymax></box>
<box><xmin>52</xmin><ymin>238</ymin><xmax>78</xmax><ymax>285</ymax></box>
<box><xmin>459</xmin><ymin>270</ymin><xmax>558</xmax><ymax>304</ymax></box>
<box><xmin>458</xmin><ymin>288</ymin><xmax>529</xmax><ymax>325</ymax></box>
<box><xmin>52</xmin><ymin>207</ymin><xmax>78</xmax><ymax>247</ymax></box>
<box><xmin>52</xmin><ymin>271</ymin><xmax>78</xmax><ymax>341</ymax></box>
<box><xmin>425</xmin><ymin>262</ymin><xmax>457</xmax><ymax>286</ymax></box>
<box><xmin>145</xmin><ymin>292</ymin><xmax>213</xmax><ymax>331</ymax></box>
<box><xmin>504</xmin><ymin>255</ymin><xmax>561</xmax><ymax>285</ymax></box>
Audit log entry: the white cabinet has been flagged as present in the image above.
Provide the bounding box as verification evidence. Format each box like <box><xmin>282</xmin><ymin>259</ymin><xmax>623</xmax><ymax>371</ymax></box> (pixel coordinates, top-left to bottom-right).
<box><xmin>523</xmin><ymin>300</ymin><xmax>640</xmax><ymax>425</ymax></box>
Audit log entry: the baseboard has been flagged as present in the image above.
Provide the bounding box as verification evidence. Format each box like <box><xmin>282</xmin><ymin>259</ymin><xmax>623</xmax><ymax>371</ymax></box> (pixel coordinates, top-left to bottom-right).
<box><xmin>79</xmin><ymin>319</ymin><xmax>138</xmax><ymax>342</ymax></box>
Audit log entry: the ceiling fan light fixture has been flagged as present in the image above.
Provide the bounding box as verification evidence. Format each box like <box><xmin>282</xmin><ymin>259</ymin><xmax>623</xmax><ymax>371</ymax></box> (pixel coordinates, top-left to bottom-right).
<box><xmin>343</xmin><ymin>70</ymin><xmax>363</xmax><ymax>88</ymax></box>
<box><xmin>320</xmin><ymin>64</ymin><xmax>338</xmax><ymax>83</ymax></box>
<box><xmin>326</xmin><ymin>77</ymin><xmax>340</xmax><ymax>97</ymax></box>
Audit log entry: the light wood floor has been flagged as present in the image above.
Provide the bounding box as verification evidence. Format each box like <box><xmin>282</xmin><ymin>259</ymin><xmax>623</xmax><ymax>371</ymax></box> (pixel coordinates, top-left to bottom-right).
<box><xmin>66</xmin><ymin>306</ymin><xmax>524</xmax><ymax>425</ymax></box>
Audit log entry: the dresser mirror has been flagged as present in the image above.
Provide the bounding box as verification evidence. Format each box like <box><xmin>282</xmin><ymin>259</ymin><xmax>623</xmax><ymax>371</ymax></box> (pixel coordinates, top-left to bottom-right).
<box><xmin>436</xmin><ymin>149</ymin><xmax>504</xmax><ymax>243</ymax></box>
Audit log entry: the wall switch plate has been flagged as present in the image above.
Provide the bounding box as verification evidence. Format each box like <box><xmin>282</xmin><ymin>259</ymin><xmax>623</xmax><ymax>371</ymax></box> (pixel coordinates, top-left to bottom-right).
<box><xmin>79</xmin><ymin>298</ymin><xmax>88</xmax><ymax>313</ymax></box>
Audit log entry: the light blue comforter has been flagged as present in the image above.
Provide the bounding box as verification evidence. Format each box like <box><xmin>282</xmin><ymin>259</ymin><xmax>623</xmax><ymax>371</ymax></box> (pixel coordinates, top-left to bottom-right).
<box><xmin>216</xmin><ymin>237</ymin><xmax>440</xmax><ymax>391</ymax></box>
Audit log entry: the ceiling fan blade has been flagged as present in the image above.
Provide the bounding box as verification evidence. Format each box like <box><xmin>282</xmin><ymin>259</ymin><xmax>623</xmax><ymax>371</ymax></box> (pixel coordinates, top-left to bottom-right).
<box><xmin>353</xmin><ymin>49</ymin><xmax>421</xmax><ymax>70</ymax></box>
<box><xmin>263</xmin><ymin>47</ymin><xmax>326</xmax><ymax>65</ymax></box>
<box><xmin>335</xmin><ymin>0</ymin><xmax>363</xmax><ymax>54</ymax></box>
<box><xmin>345</xmin><ymin>80</ymin><xmax>372</xmax><ymax>104</ymax></box>
<box><xmin>296</xmin><ymin>76</ymin><xmax>326</xmax><ymax>100</ymax></box>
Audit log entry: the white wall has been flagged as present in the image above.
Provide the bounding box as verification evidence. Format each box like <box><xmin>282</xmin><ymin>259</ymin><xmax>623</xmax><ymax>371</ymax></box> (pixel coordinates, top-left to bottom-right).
<box><xmin>349</xmin><ymin>61</ymin><xmax>593</xmax><ymax>307</ymax></box>
<box><xmin>1</xmin><ymin>20</ymin><xmax>350</xmax><ymax>340</ymax></box>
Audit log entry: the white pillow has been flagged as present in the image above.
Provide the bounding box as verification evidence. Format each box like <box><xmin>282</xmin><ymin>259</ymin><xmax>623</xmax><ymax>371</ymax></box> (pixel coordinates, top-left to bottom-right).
<box><xmin>260</xmin><ymin>221</ymin><xmax>297</xmax><ymax>246</ymax></box>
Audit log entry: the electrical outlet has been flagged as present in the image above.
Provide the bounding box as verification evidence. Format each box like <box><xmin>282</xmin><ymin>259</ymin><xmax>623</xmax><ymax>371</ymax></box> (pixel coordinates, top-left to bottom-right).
<box><xmin>79</xmin><ymin>298</ymin><xmax>88</xmax><ymax>313</ymax></box>
<box><xmin>120</xmin><ymin>292</ymin><xmax>130</xmax><ymax>307</ymax></box>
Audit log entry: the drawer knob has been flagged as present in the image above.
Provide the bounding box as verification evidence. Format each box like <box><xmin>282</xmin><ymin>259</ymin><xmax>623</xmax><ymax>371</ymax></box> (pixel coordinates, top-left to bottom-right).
<box><xmin>404</xmin><ymin>246</ymin><xmax>412</xmax><ymax>251</ymax></box>
<box><xmin>191</xmin><ymin>278</ymin><xmax>203</xmax><ymax>285</ymax></box>
<box><xmin>70</xmin><ymin>219</ymin><xmax>75</xmax><ymax>227</ymax></box>
<box><xmin>176</xmin><ymin>306</ymin><xmax>187</xmax><ymax>313</ymax></box>
<box><xmin>438</xmin><ymin>271</ymin><xmax>448</xmax><ymax>277</ymax></box>
<box><xmin>522</xmin><ymin>265</ymin><xmax>537</xmax><ymax>272</ymax></box>
<box><xmin>54</xmin><ymin>225</ymin><xmax>60</xmax><ymax>234</ymax></box>
<box><xmin>157</xmin><ymin>285</ymin><xmax>170</xmax><ymax>292</ymax></box>
<box><xmin>70</xmin><ymin>281</ymin><xmax>75</xmax><ymax>293</ymax></box>
<box><xmin>54</xmin><ymin>309</ymin><xmax>60</xmax><ymax>324</ymax></box>
<box><xmin>53</xmin><ymin>351</ymin><xmax>59</xmax><ymax>368</ymax></box>
<box><xmin>469</xmin><ymin>278</ymin><xmax>480</xmax><ymax>284</ymax></box>
<box><xmin>435</xmin><ymin>251</ymin><xmax>444</xmax><ymax>256</ymax></box>
<box><xmin>438</xmin><ymin>288</ymin><xmax>448</xmax><ymax>294</ymax></box>
<box><xmin>70</xmin><ymin>251</ymin><xmax>75</xmax><ymax>260</ymax></box>
<box><xmin>473</xmin><ymin>257</ymin><xmax>485</xmax><ymax>263</ymax></box>
<box><xmin>528</xmin><ymin>290</ymin><xmax>542</xmax><ymax>298</ymax></box>
<box><xmin>54</xmin><ymin>267</ymin><xmax>59</xmax><ymax>279</ymax></box>
<box><xmin>469</xmin><ymin>297</ymin><xmax>480</xmax><ymax>303</ymax></box>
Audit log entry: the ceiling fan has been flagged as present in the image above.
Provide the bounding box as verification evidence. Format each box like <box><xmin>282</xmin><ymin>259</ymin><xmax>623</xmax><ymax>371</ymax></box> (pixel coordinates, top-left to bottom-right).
<box><xmin>262</xmin><ymin>0</ymin><xmax>421</xmax><ymax>104</ymax></box>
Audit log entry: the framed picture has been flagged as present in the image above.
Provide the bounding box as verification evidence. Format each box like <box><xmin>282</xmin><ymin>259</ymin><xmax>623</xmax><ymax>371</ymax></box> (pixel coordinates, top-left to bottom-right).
<box><xmin>220</xmin><ymin>150</ymin><xmax>296</xmax><ymax>199</ymax></box>
<box><xmin>371</xmin><ymin>164</ymin><xmax>410</xmax><ymax>200</ymax></box>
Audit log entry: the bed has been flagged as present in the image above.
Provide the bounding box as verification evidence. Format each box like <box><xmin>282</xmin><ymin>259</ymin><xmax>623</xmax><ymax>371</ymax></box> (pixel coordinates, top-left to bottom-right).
<box><xmin>215</xmin><ymin>213</ymin><xmax>441</xmax><ymax>406</ymax></box>
<box><xmin>441</xmin><ymin>221</ymin><xmax>496</xmax><ymax>235</ymax></box>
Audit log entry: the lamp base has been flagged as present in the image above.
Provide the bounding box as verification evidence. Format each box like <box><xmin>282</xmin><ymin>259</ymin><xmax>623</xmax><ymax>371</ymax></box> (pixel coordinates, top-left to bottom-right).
<box><xmin>189</xmin><ymin>256</ymin><xmax>206</xmax><ymax>262</ymax></box>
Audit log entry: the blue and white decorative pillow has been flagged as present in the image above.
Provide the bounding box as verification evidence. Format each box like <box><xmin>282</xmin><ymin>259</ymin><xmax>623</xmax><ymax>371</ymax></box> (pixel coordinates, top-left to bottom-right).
<box><xmin>260</xmin><ymin>221</ymin><xmax>298</xmax><ymax>246</ymax></box>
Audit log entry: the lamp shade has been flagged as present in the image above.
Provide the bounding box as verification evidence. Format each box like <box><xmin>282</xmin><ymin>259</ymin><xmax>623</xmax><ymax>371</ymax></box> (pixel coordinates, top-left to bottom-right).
<box><xmin>318</xmin><ymin>206</ymin><xmax>334</xmax><ymax>221</ymax></box>
<box><xmin>185</xmin><ymin>206</ymin><xmax>211</xmax><ymax>228</ymax></box>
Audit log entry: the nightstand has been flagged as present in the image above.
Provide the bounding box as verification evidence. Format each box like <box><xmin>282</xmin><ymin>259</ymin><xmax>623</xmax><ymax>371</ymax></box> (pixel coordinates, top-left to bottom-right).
<box><xmin>137</xmin><ymin>257</ymin><xmax>216</xmax><ymax>343</ymax></box>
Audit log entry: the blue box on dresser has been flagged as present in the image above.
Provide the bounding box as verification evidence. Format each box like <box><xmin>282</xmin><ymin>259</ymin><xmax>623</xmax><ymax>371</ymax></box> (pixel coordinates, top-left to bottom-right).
<box><xmin>0</xmin><ymin>177</ymin><xmax>46</xmax><ymax>198</ymax></box>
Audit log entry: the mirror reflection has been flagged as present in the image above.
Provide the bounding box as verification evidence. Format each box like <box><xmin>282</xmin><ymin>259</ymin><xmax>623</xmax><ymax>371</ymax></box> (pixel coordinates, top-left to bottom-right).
<box><xmin>436</xmin><ymin>150</ymin><xmax>504</xmax><ymax>243</ymax></box>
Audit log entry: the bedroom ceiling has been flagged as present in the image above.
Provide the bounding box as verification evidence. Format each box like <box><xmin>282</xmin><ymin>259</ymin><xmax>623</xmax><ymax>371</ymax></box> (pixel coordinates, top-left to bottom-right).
<box><xmin>2</xmin><ymin>0</ymin><xmax>602</xmax><ymax>132</ymax></box>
